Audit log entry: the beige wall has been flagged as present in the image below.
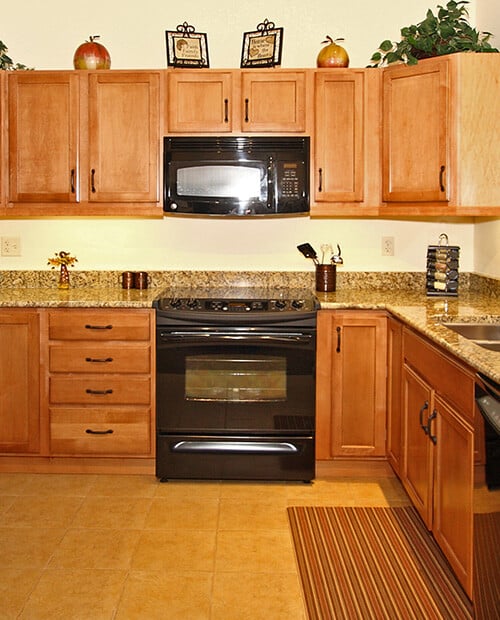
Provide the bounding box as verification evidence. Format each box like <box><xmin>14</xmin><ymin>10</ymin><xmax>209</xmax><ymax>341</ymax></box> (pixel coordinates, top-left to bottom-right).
<box><xmin>1</xmin><ymin>0</ymin><xmax>498</xmax><ymax>276</ymax></box>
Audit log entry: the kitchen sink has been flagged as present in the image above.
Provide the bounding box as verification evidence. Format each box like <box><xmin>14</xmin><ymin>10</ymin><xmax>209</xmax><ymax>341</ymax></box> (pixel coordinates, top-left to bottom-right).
<box><xmin>442</xmin><ymin>322</ymin><xmax>500</xmax><ymax>352</ymax></box>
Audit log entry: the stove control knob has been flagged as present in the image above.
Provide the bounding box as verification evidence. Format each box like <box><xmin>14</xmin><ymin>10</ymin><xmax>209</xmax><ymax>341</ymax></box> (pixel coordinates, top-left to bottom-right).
<box><xmin>186</xmin><ymin>299</ymin><xmax>199</xmax><ymax>310</ymax></box>
<box><xmin>291</xmin><ymin>299</ymin><xmax>305</xmax><ymax>310</ymax></box>
<box><xmin>274</xmin><ymin>300</ymin><xmax>287</xmax><ymax>310</ymax></box>
<box><xmin>170</xmin><ymin>298</ymin><xmax>182</xmax><ymax>309</ymax></box>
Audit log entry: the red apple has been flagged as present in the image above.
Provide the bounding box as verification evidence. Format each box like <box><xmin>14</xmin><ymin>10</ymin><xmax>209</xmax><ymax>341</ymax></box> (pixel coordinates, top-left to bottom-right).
<box><xmin>316</xmin><ymin>36</ymin><xmax>349</xmax><ymax>68</ymax></box>
<box><xmin>73</xmin><ymin>35</ymin><xmax>111</xmax><ymax>70</ymax></box>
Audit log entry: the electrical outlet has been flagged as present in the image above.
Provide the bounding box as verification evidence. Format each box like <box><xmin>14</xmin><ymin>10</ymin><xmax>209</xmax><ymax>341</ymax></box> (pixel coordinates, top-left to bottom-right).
<box><xmin>381</xmin><ymin>236</ymin><xmax>394</xmax><ymax>256</ymax></box>
<box><xmin>1</xmin><ymin>236</ymin><xmax>22</xmax><ymax>257</ymax></box>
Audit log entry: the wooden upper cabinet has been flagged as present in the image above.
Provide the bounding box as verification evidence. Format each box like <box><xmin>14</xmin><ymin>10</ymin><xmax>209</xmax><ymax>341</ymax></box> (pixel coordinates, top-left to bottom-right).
<box><xmin>167</xmin><ymin>71</ymin><xmax>234</xmax><ymax>132</ymax></box>
<box><xmin>8</xmin><ymin>72</ymin><xmax>80</xmax><ymax>203</ymax></box>
<box><xmin>240</xmin><ymin>71</ymin><xmax>306</xmax><ymax>132</ymax></box>
<box><xmin>6</xmin><ymin>70</ymin><xmax>161</xmax><ymax>214</ymax></box>
<box><xmin>0</xmin><ymin>72</ymin><xmax>6</xmax><ymax>208</ymax></box>
<box><xmin>88</xmin><ymin>72</ymin><xmax>160</xmax><ymax>203</ymax></box>
<box><xmin>311</xmin><ymin>69</ymin><xmax>381</xmax><ymax>215</ymax></box>
<box><xmin>166</xmin><ymin>69</ymin><xmax>307</xmax><ymax>133</ymax></box>
<box><xmin>382</xmin><ymin>53</ymin><xmax>500</xmax><ymax>214</ymax></box>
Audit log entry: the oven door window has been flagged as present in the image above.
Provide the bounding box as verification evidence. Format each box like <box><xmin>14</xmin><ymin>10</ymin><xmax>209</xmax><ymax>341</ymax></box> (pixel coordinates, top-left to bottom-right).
<box><xmin>185</xmin><ymin>354</ymin><xmax>286</xmax><ymax>402</ymax></box>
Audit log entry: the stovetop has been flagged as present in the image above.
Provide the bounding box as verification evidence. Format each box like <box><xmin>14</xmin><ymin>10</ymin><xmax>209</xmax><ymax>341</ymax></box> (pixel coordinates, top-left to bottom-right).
<box><xmin>154</xmin><ymin>287</ymin><xmax>318</xmax><ymax>314</ymax></box>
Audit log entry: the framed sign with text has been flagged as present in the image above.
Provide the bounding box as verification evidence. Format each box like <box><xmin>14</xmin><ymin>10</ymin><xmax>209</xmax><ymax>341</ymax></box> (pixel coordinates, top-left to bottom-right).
<box><xmin>241</xmin><ymin>19</ymin><xmax>283</xmax><ymax>68</ymax></box>
<box><xmin>166</xmin><ymin>22</ymin><xmax>209</xmax><ymax>68</ymax></box>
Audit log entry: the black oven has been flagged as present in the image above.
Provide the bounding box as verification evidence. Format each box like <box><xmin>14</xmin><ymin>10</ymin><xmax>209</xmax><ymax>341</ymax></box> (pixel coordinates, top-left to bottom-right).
<box><xmin>154</xmin><ymin>290</ymin><xmax>317</xmax><ymax>481</ymax></box>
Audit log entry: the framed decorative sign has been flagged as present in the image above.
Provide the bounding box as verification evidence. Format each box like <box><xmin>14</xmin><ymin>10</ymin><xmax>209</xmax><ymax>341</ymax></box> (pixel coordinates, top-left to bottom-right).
<box><xmin>166</xmin><ymin>22</ymin><xmax>209</xmax><ymax>68</ymax></box>
<box><xmin>240</xmin><ymin>19</ymin><xmax>283</xmax><ymax>68</ymax></box>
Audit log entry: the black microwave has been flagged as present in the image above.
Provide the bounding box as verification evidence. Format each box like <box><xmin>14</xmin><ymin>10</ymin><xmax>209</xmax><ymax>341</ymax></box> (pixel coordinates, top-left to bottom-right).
<box><xmin>163</xmin><ymin>136</ymin><xmax>310</xmax><ymax>216</ymax></box>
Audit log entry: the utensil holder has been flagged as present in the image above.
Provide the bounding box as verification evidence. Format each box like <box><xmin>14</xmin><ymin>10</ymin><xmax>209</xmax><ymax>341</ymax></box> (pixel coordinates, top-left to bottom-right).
<box><xmin>316</xmin><ymin>264</ymin><xmax>336</xmax><ymax>292</ymax></box>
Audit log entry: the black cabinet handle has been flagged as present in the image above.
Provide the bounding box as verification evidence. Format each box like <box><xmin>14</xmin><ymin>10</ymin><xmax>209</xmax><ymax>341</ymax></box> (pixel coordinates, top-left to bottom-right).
<box><xmin>85</xmin><ymin>388</ymin><xmax>113</xmax><ymax>395</ymax></box>
<box><xmin>224</xmin><ymin>98</ymin><xmax>229</xmax><ymax>123</ymax></box>
<box><xmin>85</xmin><ymin>324</ymin><xmax>113</xmax><ymax>330</ymax></box>
<box><xmin>439</xmin><ymin>165</ymin><xmax>446</xmax><ymax>192</ymax></box>
<box><xmin>85</xmin><ymin>428</ymin><xmax>114</xmax><ymax>435</ymax></box>
<box><xmin>318</xmin><ymin>168</ymin><xmax>323</xmax><ymax>193</ymax></box>
<box><xmin>91</xmin><ymin>169</ymin><xmax>96</xmax><ymax>193</ymax></box>
<box><xmin>85</xmin><ymin>357</ymin><xmax>114</xmax><ymax>363</ymax></box>
<box><xmin>419</xmin><ymin>400</ymin><xmax>429</xmax><ymax>434</ymax></box>
<box><xmin>244</xmin><ymin>98</ymin><xmax>249</xmax><ymax>123</ymax></box>
<box><xmin>336</xmin><ymin>326</ymin><xmax>341</xmax><ymax>353</ymax></box>
<box><xmin>70</xmin><ymin>169</ymin><xmax>75</xmax><ymax>193</ymax></box>
<box><xmin>427</xmin><ymin>410</ymin><xmax>437</xmax><ymax>444</ymax></box>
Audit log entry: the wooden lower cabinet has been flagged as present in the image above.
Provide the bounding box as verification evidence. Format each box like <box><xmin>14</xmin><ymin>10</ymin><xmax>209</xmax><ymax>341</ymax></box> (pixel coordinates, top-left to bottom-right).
<box><xmin>45</xmin><ymin>308</ymin><xmax>155</xmax><ymax>459</ymax></box>
<box><xmin>316</xmin><ymin>310</ymin><xmax>387</xmax><ymax>459</ymax></box>
<box><xmin>0</xmin><ymin>309</ymin><xmax>40</xmax><ymax>453</ymax></box>
<box><xmin>401</xmin><ymin>327</ymin><xmax>474</xmax><ymax>597</ymax></box>
<box><xmin>386</xmin><ymin>316</ymin><xmax>403</xmax><ymax>474</ymax></box>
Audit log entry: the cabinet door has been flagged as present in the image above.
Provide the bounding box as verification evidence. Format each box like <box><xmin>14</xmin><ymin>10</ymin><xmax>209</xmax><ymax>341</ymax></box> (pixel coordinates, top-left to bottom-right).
<box><xmin>316</xmin><ymin>311</ymin><xmax>387</xmax><ymax>459</ymax></box>
<box><xmin>314</xmin><ymin>71</ymin><xmax>364</xmax><ymax>202</ymax></box>
<box><xmin>0</xmin><ymin>310</ymin><xmax>40</xmax><ymax>453</ymax></box>
<box><xmin>0</xmin><ymin>72</ymin><xmax>6</xmax><ymax>208</ymax></box>
<box><xmin>167</xmin><ymin>71</ymin><xmax>233</xmax><ymax>132</ymax></box>
<box><xmin>387</xmin><ymin>316</ymin><xmax>403</xmax><ymax>475</ymax></box>
<box><xmin>402</xmin><ymin>365</ymin><xmax>434</xmax><ymax>528</ymax></box>
<box><xmin>382</xmin><ymin>58</ymin><xmax>449</xmax><ymax>202</ymax></box>
<box><xmin>432</xmin><ymin>394</ymin><xmax>474</xmax><ymax>597</ymax></box>
<box><xmin>8</xmin><ymin>72</ymin><xmax>80</xmax><ymax>203</ymax></box>
<box><xmin>88</xmin><ymin>72</ymin><xmax>160</xmax><ymax>202</ymax></box>
<box><xmin>241</xmin><ymin>71</ymin><xmax>306</xmax><ymax>132</ymax></box>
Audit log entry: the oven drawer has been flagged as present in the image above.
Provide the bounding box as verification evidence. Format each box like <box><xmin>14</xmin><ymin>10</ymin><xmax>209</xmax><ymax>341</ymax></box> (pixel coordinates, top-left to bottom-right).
<box><xmin>48</xmin><ymin>310</ymin><xmax>151</xmax><ymax>341</ymax></box>
<box><xmin>49</xmin><ymin>376</ymin><xmax>151</xmax><ymax>405</ymax></box>
<box><xmin>156</xmin><ymin>434</ymin><xmax>315</xmax><ymax>481</ymax></box>
<box><xmin>49</xmin><ymin>343</ymin><xmax>151</xmax><ymax>373</ymax></box>
<box><xmin>50</xmin><ymin>407</ymin><xmax>151</xmax><ymax>455</ymax></box>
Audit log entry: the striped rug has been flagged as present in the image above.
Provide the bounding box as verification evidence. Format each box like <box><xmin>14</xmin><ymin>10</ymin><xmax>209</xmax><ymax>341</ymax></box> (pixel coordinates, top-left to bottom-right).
<box><xmin>287</xmin><ymin>506</ymin><xmax>473</xmax><ymax>620</ymax></box>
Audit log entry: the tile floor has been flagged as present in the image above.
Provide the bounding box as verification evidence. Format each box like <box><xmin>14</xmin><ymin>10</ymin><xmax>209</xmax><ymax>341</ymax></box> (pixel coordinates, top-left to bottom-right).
<box><xmin>0</xmin><ymin>470</ymin><xmax>411</xmax><ymax>619</ymax></box>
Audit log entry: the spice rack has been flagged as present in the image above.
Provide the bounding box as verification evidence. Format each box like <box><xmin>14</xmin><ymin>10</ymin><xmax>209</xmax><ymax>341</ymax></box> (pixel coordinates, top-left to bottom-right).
<box><xmin>426</xmin><ymin>233</ymin><xmax>460</xmax><ymax>297</ymax></box>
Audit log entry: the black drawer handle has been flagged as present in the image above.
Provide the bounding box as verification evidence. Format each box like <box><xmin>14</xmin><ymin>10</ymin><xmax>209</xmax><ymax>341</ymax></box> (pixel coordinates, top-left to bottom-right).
<box><xmin>85</xmin><ymin>324</ymin><xmax>113</xmax><ymax>330</ymax></box>
<box><xmin>91</xmin><ymin>168</ymin><xmax>96</xmax><ymax>193</ymax></box>
<box><xmin>85</xmin><ymin>388</ymin><xmax>113</xmax><ymax>395</ymax></box>
<box><xmin>336</xmin><ymin>326</ymin><xmax>341</xmax><ymax>353</ymax></box>
<box><xmin>224</xmin><ymin>98</ymin><xmax>229</xmax><ymax>123</ymax></box>
<box><xmin>318</xmin><ymin>168</ymin><xmax>323</xmax><ymax>193</ymax></box>
<box><xmin>244</xmin><ymin>98</ymin><xmax>249</xmax><ymax>122</ymax></box>
<box><xmin>85</xmin><ymin>429</ymin><xmax>114</xmax><ymax>435</ymax></box>
<box><xmin>85</xmin><ymin>357</ymin><xmax>114</xmax><ymax>363</ymax></box>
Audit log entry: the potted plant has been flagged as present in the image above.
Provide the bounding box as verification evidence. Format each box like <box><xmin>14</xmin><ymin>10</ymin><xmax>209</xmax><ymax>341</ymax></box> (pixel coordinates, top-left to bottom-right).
<box><xmin>0</xmin><ymin>40</ymin><xmax>31</xmax><ymax>70</ymax></box>
<box><xmin>368</xmin><ymin>0</ymin><xmax>498</xmax><ymax>67</ymax></box>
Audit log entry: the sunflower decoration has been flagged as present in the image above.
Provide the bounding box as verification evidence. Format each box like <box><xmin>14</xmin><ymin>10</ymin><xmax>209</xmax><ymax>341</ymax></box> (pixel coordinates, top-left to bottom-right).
<box><xmin>47</xmin><ymin>251</ymin><xmax>78</xmax><ymax>289</ymax></box>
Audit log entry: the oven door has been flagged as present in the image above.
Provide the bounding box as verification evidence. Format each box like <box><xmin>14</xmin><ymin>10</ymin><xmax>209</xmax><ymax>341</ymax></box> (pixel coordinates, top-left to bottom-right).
<box><xmin>156</xmin><ymin>326</ymin><xmax>316</xmax><ymax>435</ymax></box>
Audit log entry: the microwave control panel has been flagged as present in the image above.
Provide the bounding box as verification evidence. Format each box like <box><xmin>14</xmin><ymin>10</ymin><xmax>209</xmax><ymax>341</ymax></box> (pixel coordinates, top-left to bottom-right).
<box><xmin>279</xmin><ymin>162</ymin><xmax>304</xmax><ymax>198</ymax></box>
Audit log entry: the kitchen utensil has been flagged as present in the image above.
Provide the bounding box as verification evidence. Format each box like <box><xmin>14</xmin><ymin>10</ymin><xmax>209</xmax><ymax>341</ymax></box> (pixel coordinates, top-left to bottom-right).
<box><xmin>320</xmin><ymin>243</ymin><xmax>333</xmax><ymax>264</ymax></box>
<box><xmin>331</xmin><ymin>244</ymin><xmax>343</xmax><ymax>265</ymax></box>
<box><xmin>297</xmin><ymin>243</ymin><xmax>319</xmax><ymax>265</ymax></box>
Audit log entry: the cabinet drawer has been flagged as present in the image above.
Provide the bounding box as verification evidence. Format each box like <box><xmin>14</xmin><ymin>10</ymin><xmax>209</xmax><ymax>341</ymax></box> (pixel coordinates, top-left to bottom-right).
<box><xmin>48</xmin><ymin>310</ymin><xmax>151</xmax><ymax>341</ymax></box>
<box><xmin>49</xmin><ymin>408</ymin><xmax>151</xmax><ymax>455</ymax></box>
<box><xmin>403</xmin><ymin>328</ymin><xmax>474</xmax><ymax>421</ymax></box>
<box><xmin>49</xmin><ymin>344</ymin><xmax>151</xmax><ymax>373</ymax></box>
<box><xmin>49</xmin><ymin>376</ymin><xmax>151</xmax><ymax>405</ymax></box>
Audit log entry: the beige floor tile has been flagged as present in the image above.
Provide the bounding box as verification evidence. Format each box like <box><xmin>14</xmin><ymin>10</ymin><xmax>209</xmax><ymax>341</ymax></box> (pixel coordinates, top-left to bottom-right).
<box><xmin>0</xmin><ymin>569</ymin><xmax>42</xmax><ymax>618</ymax></box>
<box><xmin>211</xmin><ymin>571</ymin><xmax>306</xmax><ymax>619</ymax></box>
<box><xmin>116</xmin><ymin>571</ymin><xmax>213</xmax><ymax>620</ymax></box>
<box><xmin>285</xmin><ymin>478</ymin><xmax>355</xmax><ymax>505</ymax></box>
<box><xmin>48</xmin><ymin>528</ymin><xmax>141</xmax><ymax>570</ymax></box>
<box><xmin>0</xmin><ymin>527</ymin><xmax>65</xmax><ymax>569</ymax></box>
<box><xmin>218</xmin><ymin>481</ymin><xmax>290</xmax><ymax>500</ymax></box>
<box><xmin>154</xmin><ymin>480</ymin><xmax>221</xmax><ymax>499</ymax></box>
<box><xmin>0</xmin><ymin>473</ymin><xmax>33</xmax><ymax>495</ymax></box>
<box><xmin>72</xmin><ymin>496</ymin><xmax>153</xmax><ymax>529</ymax></box>
<box><xmin>218</xmin><ymin>498</ymin><xmax>289</xmax><ymax>531</ymax></box>
<box><xmin>0</xmin><ymin>495</ymin><xmax>84</xmax><ymax>528</ymax></box>
<box><xmin>18</xmin><ymin>569</ymin><xmax>126</xmax><ymax>620</ymax></box>
<box><xmin>87</xmin><ymin>474</ymin><xmax>157</xmax><ymax>497</ymax></box>
<box><xmin>131</xmin><ymin>530</ymin><xmax>216</xmax><ymax>572</ymax></box>
<box><xmin>215</xmin><ymin>530</ymin><xmax>296</xmax><ymax>573</ymax></box>
<box><xmin>20</xmin><ymin>473</ymin><xmax>97</xmax><ymax>497</ymax></box>
<box><xmin>145</xmin><ymin>497</ymin><xmax>219</xmax><ymax>530</ymax></box>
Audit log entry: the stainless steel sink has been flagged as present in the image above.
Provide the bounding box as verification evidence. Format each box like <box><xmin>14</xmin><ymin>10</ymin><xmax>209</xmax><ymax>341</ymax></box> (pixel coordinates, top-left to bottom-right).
<box><xmin>442</xmin><ymin>322</ymin><xmax>500</xmax><ymax>352</ymax></box>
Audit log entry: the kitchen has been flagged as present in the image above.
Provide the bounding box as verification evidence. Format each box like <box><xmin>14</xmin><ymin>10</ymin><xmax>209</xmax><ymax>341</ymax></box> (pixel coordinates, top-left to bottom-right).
<box><xmin>1</xmin><ymin>0</ymin><xmax>500</xmax><ymax>618</ymax></box>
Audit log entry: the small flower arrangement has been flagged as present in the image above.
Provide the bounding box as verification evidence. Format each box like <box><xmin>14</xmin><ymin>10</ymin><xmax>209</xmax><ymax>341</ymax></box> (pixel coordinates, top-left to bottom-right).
<box><xmin>47</xmin><ymin>251</ymin><xmax>78</xmax><ymax>289</ymax></box>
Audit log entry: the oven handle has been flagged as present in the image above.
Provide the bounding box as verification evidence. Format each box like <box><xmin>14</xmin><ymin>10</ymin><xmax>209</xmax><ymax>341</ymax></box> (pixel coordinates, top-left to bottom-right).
<box><xmin>171</xmin><ymin>440</ymin><xmax>299</xmax><ymax>454</ymax></box>
<box><xmin>160</xmin><ymin>331</ymin><xmax>313</xmax><ymax>344</ymax></box>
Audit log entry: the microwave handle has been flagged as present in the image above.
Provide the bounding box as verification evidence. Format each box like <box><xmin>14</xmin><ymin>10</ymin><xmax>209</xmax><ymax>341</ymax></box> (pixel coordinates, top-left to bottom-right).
<box><xmin>267</xmin><ymin>156</ymin><xmax>275</xmax><ymax>211</ymax></box>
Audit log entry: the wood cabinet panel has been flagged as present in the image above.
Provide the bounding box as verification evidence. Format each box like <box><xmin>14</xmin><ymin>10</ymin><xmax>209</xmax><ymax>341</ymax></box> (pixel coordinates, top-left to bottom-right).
<box><xmin>49</xmin><ymin>343</ymin><xmax>151</xmax><ymax>373</ymax></box>
<box><xmin>0</xmin><ymin>309</ymin><xmax>40</xmax><ymax>453</ymax></box>
<box><xmin>0</xmin><ymin>72</ymin><xmax>6</xmax><ymax>207</ymax></box>
<box><xmin>49</xmin><ymin>407</ymin><xmax>151</xmax><ymax>455</ymax></box>
<box><xmin>316</xmin><ymin>310</ymin><xmax>387</xmax><ymax>459</ymax></box>
<box><xmin>387</xmin><ymin>316</ymin><xmax>403</xmax><ymax>475</ymax></box>
<box><xmin>47</xmin><ymin>309</ymin><xmax>151</xmax><ymax>341</ymax></box>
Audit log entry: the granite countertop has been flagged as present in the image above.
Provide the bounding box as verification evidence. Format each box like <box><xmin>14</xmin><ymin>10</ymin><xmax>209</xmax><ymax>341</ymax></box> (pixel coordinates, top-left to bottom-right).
<box><xmin>0</xmin><ymin>270</ymin><xmax>499</xmax><ymax>383</ymax></box>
